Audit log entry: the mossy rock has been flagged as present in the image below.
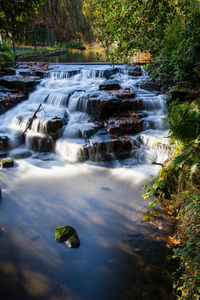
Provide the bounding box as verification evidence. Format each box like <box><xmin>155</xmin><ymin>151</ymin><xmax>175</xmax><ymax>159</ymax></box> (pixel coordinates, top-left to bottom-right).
<box><xmin>1</xmin><ymin>158</ymin><xmax>14</xmax><ymax>168</ymax></box>
<box><xmin>54</xmin><ymin>225</ymin><xmax>80</xmax><ymax>248</ymax></box>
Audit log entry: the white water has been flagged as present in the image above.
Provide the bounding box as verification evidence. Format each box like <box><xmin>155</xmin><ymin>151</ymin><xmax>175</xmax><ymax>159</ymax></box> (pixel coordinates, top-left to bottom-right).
<box><xmin>0</xmin><ymin>64</ymin><xmax>169</xmax><ymax>166</ymax></box>
<box><xmin>0</xmin><ymin>64</ymin><xmax>173</xmax><ymax>300</ymax></box>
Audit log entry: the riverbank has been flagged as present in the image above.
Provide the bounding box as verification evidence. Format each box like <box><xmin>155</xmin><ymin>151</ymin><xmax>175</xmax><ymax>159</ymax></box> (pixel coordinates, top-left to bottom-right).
<box><xmin>16</xmin><ymin>48</ymin><xmax>67</xmax><ymax>61</ymax></box>
<box><xmin>143</xmin><ymin>77</ymin><xmax>200</xmax><ymax>299</ymax></box>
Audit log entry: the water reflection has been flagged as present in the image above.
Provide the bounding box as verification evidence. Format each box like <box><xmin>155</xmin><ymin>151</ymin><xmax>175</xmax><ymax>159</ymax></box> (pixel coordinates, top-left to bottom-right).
<box><xmin>34</xmin><ymin>45</ymin><xmax>150</xmax><ymax>63</ymax></box>
<box><xmin>0</xmin><ymin>161</ymin><xmax>174</xmax><ymax>300</ymax></box>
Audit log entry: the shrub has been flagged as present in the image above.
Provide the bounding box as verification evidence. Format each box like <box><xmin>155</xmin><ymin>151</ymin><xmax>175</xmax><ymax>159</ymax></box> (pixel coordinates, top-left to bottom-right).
<box><xmin>0</xmin><ymin>42</ymin><xmax>15</xmax><ymax>71</ymax></box>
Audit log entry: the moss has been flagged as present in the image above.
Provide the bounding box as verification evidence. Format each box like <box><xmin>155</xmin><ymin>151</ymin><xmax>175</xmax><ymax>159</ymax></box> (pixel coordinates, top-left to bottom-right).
<box><xmin>1</xmin><ymin>158</ymin><xmax>14</xmax><ymax>168</ymax></box>
<box><xmin>54</xmin><ymin>225</ymin><xmax>80</xmax><ymax>248</ymax></box>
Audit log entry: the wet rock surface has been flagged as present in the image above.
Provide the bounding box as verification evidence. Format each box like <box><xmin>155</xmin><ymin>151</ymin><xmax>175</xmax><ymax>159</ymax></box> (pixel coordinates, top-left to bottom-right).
<box><xmin>0</xmin><ymin>91</ymin><xmax>27</xmax><ymax>115</ymax></box>
<box><xmin>99</xmin><ymin>80</ymin><xmax>121</xmax><ymax>91</ymax></box>
<box><xmin>0</xmin><ymin>136</ymin><xmax>9</xmax><ymax>150</ymax></box>
<box><xmin>0</xmin><ymin>62</ymin><xmax>49</xmax><ymax>115</ymax></box>
<box><xmin>0</xmin><ymin>75</ymin><xmax>41</xmax><ymax>91</ymax></box>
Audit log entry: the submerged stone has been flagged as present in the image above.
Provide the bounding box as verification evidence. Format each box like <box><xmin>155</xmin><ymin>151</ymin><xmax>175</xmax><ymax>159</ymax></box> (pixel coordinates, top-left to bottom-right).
<box><xmin>54</xmin><ymin>225</ymin><xmax>80</xmax><ymax>248</ymax></box>
<box><xmin>1</xmin><ymin>158</ymin><xmax>14</xmax><ymax>168</ymax></box>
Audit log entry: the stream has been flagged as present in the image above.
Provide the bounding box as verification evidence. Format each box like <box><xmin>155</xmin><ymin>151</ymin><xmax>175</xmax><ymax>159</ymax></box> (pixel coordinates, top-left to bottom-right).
<box><xmin>0</xmin><ymin>63</ymin><xmax>174</xmax><ymax>300</ymax></box>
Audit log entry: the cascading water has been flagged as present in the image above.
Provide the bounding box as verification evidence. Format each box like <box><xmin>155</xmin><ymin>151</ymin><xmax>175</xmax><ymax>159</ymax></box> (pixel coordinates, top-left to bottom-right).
<box><xmin>0</xmin><ymin>63</ymin><xmax>174</xmax><ymax>300</ymax></box>
<box><xmin>0</xmin><ymin>64</ymin><xmax>169</xmax><ymax>164</ymax></box>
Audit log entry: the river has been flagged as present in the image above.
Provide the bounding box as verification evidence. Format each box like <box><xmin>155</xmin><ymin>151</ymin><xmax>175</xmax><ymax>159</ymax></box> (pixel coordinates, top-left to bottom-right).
<box><xmin>0</xmin><ymin>63</ymin><xmax>174</xmax><ymax>300</ymax></box>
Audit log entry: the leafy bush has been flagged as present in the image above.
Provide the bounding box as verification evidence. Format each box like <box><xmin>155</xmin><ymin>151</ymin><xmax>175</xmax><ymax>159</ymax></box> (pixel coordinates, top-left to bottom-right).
<box><xmin>0</xmin><ymin>42</ymin><xmax>15</xmax><ymax>71</ymax></box>
<box><xmin>168</xmin><ymin>101</ymin><xmax>200</xmax><ymax>142</ymax></box>
<box><xmin>173</xmin><ymin>194</ymin><xmax>200</xmax><ymax>300</ymax></box>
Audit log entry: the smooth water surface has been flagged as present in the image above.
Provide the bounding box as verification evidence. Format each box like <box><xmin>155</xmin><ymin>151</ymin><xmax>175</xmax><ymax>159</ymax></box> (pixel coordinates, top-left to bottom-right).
<box><xmin>32</xmin><ymin>45</ymin><xmax>150</xmax><ymax>64</ymax></box>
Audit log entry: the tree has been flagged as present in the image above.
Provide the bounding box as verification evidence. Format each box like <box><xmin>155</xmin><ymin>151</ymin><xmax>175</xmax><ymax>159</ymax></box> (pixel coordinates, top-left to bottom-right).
<box><xmin>0</xmin><ymin>0</ymin><xmax>44</xmax><ymax>52</ymax></box>
<box><xmin>34</xmin><ymin>0</ymin><xmax>94</xmax><ymax>43</ymax></box>
<box><xmin>88</xmin><ymin>0</ymin><xmax>200</xmax><ymax>75</ymax></box>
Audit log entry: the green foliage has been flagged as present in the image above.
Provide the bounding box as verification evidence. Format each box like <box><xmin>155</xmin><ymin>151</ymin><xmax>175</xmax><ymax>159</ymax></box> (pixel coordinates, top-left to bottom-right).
<box><xmin>168</xmin><ymin>101</ymin><xmax>200</xmax><ymax>142</ymax></box>
<box><xmin>173</xmin><ymin>194</ymin><xmax>200</xmax><ymax>300</ymax></box>
<box><xmin>0</xmin><ymin>0</ymin><xmax>45</xmax><ymax>48</ymax></box>
<box><xmin>89</xmin><ymin>0</ymin><xmax>200</xmax><ymax>81</ymax></box>
<box><xmin>0</xmin><ymin>42</ymin><xmax>15</xmax><ymax>71</ymax></box>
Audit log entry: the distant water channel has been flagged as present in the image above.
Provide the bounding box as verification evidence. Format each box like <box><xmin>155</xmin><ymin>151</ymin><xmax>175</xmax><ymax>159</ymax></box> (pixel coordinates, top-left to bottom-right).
<box><xmin>0</xmin><ymin>63</ymin><xmax>174</xmax><ymax>300</ymax></box>
<box><xmin>33</xmin><ymin>44</ymin><xmax>150</xmax><ymax>64</ymax></box>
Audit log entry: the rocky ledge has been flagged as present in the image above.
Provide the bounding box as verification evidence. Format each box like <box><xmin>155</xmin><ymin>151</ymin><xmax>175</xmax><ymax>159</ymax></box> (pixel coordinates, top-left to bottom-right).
<box><xmin>0</xmin><ymin>62</ymin><xmax>49</xmax><ymax>116</ymax></box>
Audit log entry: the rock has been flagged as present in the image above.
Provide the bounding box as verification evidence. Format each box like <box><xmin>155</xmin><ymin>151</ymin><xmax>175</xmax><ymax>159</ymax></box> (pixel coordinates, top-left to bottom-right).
<box><xmin>0</xmin><ymin>76</ymin><xmax>41</xmax><ymax>91</ymax></box>
<box><xmin>115</xmin><ymin>90</ymin><xmax>136</xmax><ymax>99</ymax></box>
<box><xmin>19</xmin><ymin>70</ymin><xmax>32</xmax><ymax>76</ymax></box>
<box><xmin>27</xmin><ymin>135</ymin><xmax>54</xmax><ymax>152</ymax></box>
<box><xmin>99</xmin><ymin>80</ymin><xmax>121</xmax><ymax>91</ymax></box>
<box><xmin>139</xmin><ymin>80</ymin><xmax>162</xmax><ymax>92</ymax></box>
<box><xmin>103</xmin><ymin>68</ymin><xmax>120</xmax><ymax>79</ymax></box>
<box><xmin>1</xmin><ymin>158</ymin><xmax>14</xmax><ymax>168</ymax></box>
<box><xmin>86</xmin><ymin>94</ymin><xmax>142</xmax><ymax>119</ymax></box>
<box><xmin>128</xmin><ymin>66</ymin><xmax>143</xmax><ymax>77</ymax></box>
<box><xmin>2</xmin><ymin>68</ymin><xmax>16</xmax><ymax>76</ymax></box>
<box><xmin>11</xmin><ymin>149</ymin><xmax>32</xmax><ymax>159</ymax></box>
<box><xmin>34</xmin><ymin>70</ymin><xmax>46</xmax><ymax>78</ymax></box>
<box><xmin>105</xmin><ymin>114</ymin><xmax>143</xmax><ymax>135</ymax></box>
<box><xmin>0</xmin><ymin>151</ymin><xmax>7</xmax><ymax>158</ymax></box>
<box><xmin>46</xmin><ymin>117</ymin><xmax>63</xmax><ymax>135</ymax></box>
<box><xmin>0</xmin><ymin>136</ymin><xmax>9</xmax><ymax>150</ymax></box>
<box><xmin>0</xmin><ymin>92</ymin><xmax>27</xmax><ymax>115</ymax></box>
<box><xmin>80</xmin><ymin>135</ymin><xmax>140</xmax><ymax>162</ymax></box>
<box><xmin>54</xmin><ymin>225</ymin><xmax>80</xmax><ymax>248</ymax></box>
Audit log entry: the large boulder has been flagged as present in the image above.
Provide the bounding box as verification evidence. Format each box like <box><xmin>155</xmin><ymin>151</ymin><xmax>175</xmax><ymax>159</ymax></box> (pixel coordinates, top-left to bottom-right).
<box><xmin>54</xmin><ymin>225</ymin><xmax>80</xmax><ymax>248</ymax></box>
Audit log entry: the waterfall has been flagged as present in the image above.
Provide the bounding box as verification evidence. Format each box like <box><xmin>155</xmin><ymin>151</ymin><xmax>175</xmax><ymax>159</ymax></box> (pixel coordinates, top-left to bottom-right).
<box><xmin>0</xmin><ymin>63</ymin><xmax>169</xmax><ymax>164</ymax></box>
